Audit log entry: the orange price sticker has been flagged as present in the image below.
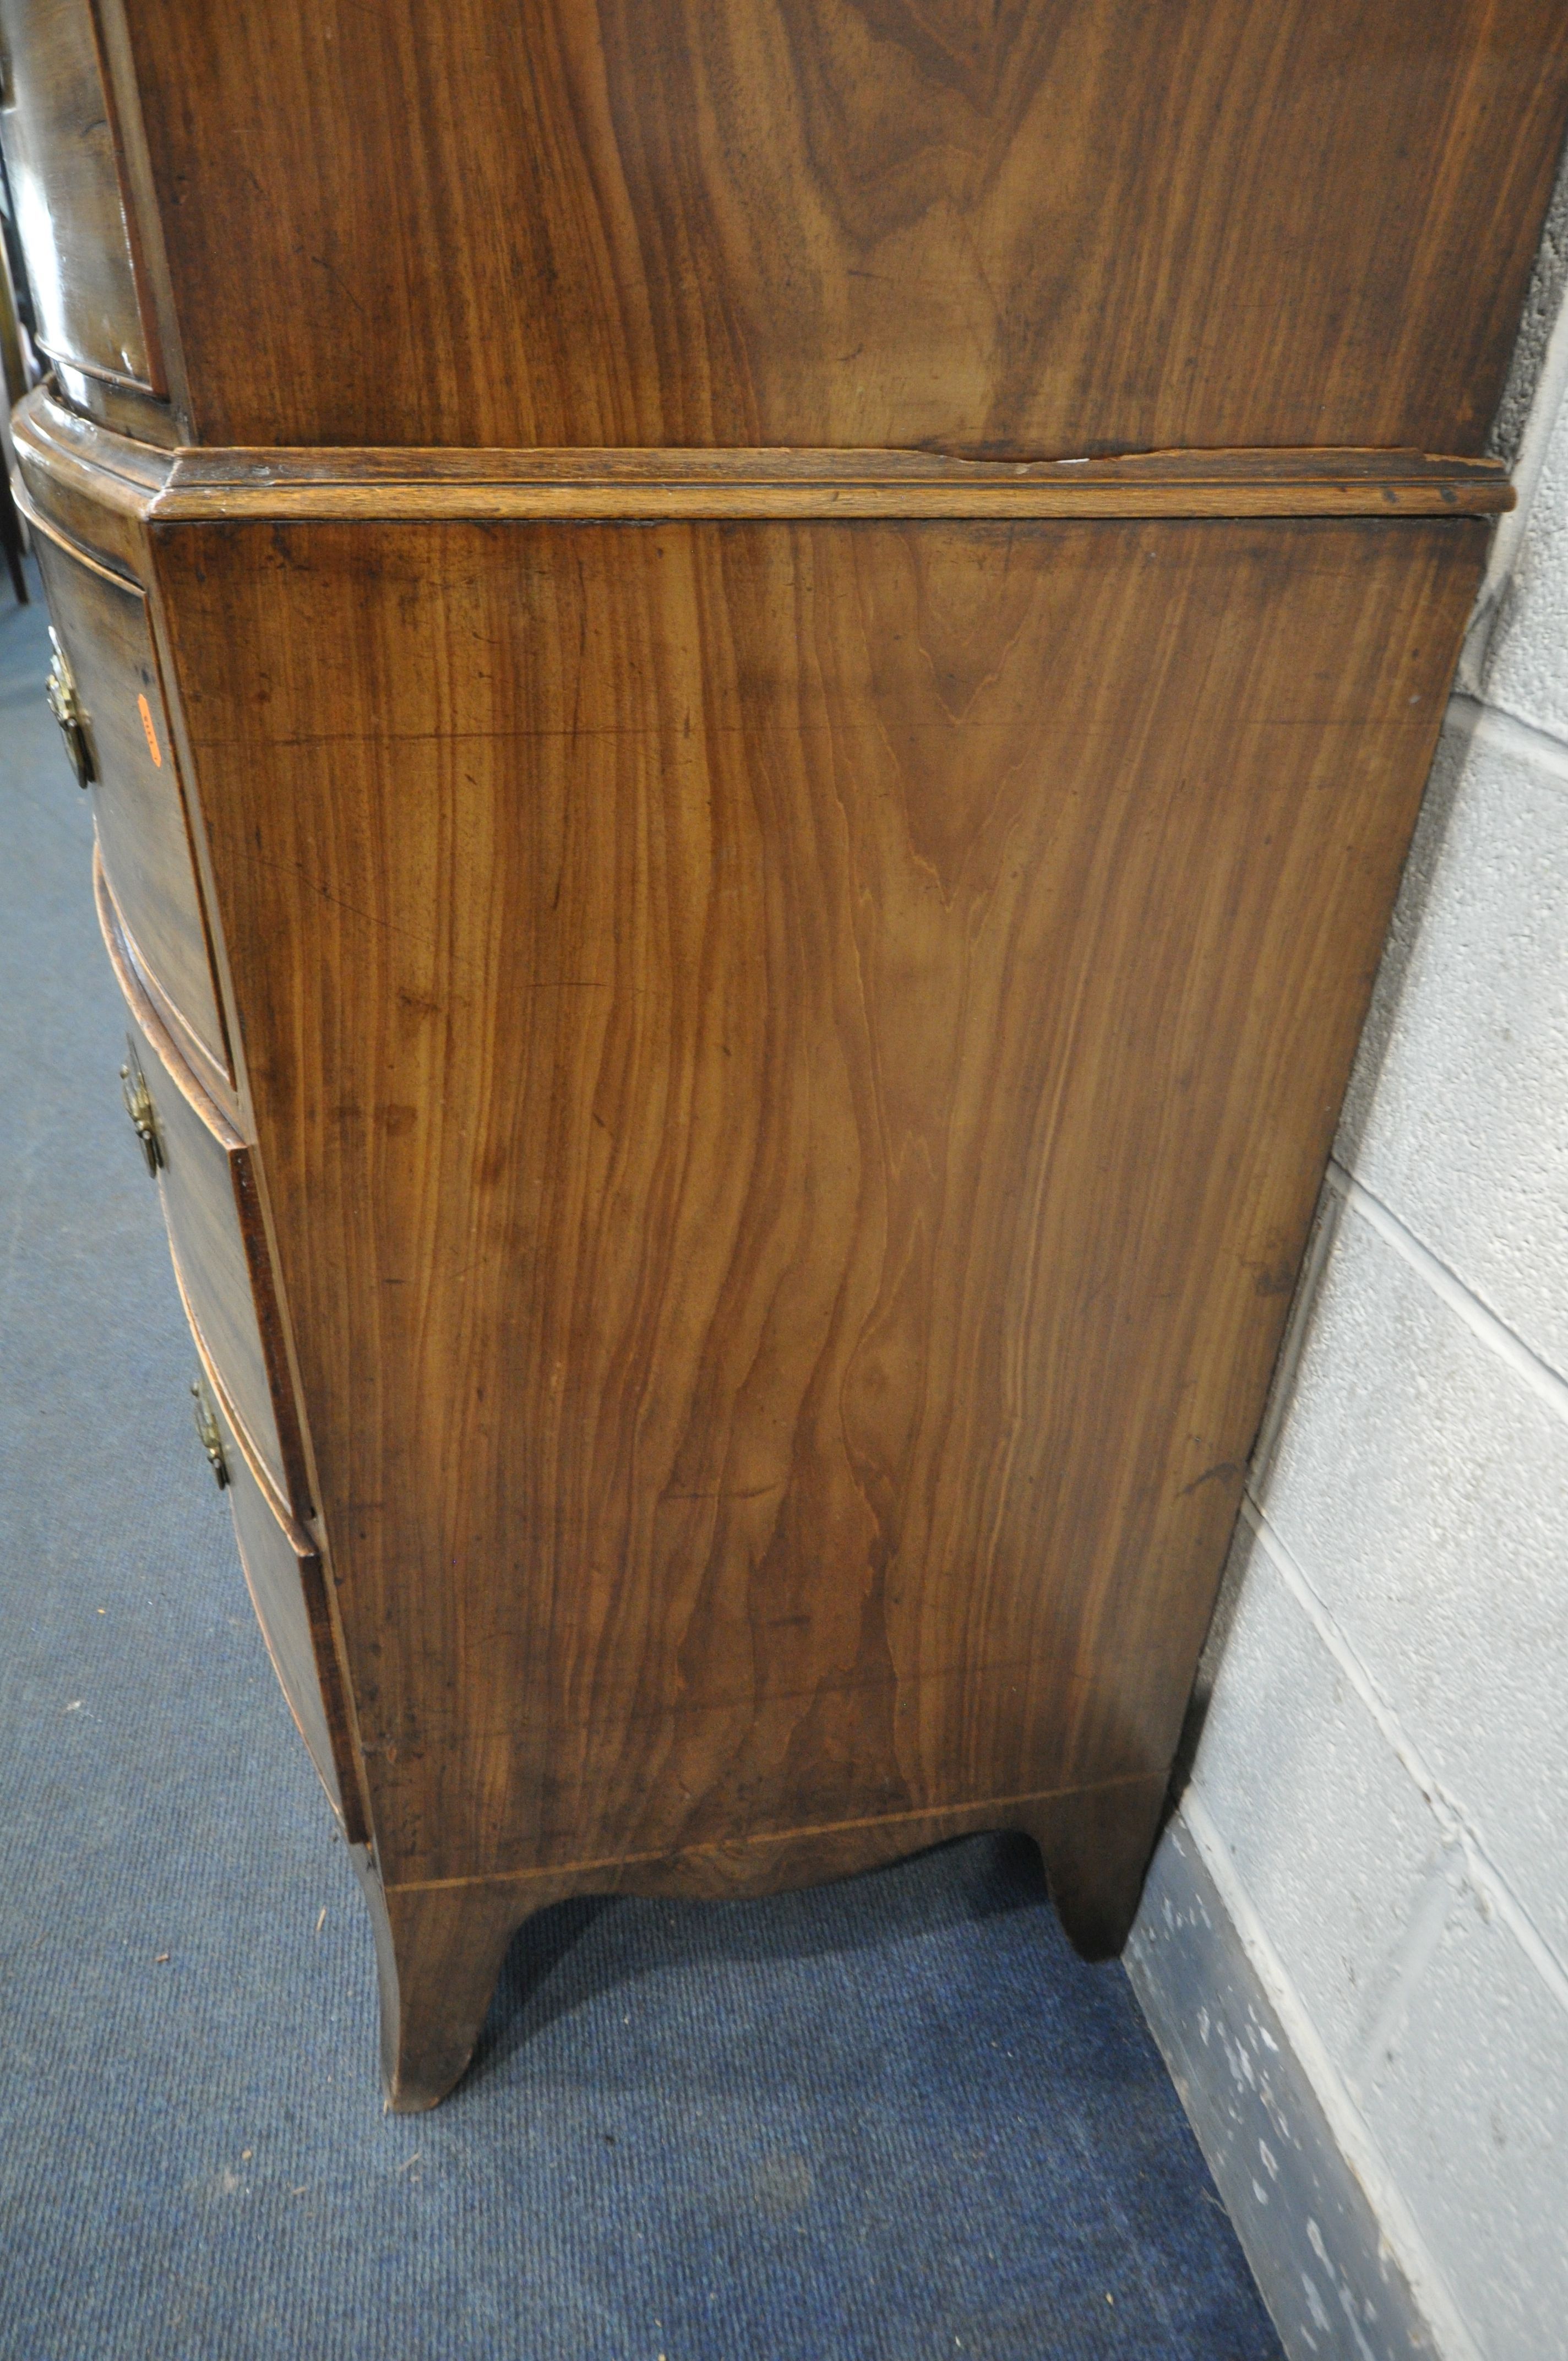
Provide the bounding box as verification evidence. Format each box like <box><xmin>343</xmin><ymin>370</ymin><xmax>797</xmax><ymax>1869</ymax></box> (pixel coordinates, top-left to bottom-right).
<box><xmin>137</xmin><ymin>692</ymin><xmax>162</xmax><ymax>768</ymax></box>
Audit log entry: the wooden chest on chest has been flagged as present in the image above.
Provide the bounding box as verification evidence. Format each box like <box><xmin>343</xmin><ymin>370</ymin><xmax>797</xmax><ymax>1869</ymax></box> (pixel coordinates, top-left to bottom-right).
<box><xmin>4</xmin><ymin>0</ymin><xmax>1560</xmax><ymax>2104</ymax></box>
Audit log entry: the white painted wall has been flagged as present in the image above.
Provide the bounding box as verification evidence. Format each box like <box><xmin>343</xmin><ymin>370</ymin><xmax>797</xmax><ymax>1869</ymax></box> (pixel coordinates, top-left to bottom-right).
<box><xmin>1131</xmin><ymin>257</ymin><xmax>1568</xmax><ymax>2355</ymax></box>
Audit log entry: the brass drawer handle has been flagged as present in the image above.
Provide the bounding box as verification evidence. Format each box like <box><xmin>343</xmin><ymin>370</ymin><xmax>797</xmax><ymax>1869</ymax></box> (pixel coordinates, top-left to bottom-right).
<box><xmin>119</xmin><ymin>1038</ymin><xmax>165</xmax><ymax>1175</ymax></box>
<box><xmin>191</xmin><ymin>1379</ymin><xmax>230</xmax><ymax>1490</ymax></box>
<box><xmin>45</xmin><ymin>629</ymin><xmax>94</xmax><ymax>788</ymax></box>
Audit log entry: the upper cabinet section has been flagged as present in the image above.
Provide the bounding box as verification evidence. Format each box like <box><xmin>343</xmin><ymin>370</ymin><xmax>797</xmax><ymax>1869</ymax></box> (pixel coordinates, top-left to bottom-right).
<box><xmin>0</xmin><ymin>0</ymin><xmax>158</xmax><ymax>397</ymax></box>
<box><xmin>9</xmin><ymin>0</ymin><xmax>1568</xmax><ymax>454</ymax></box>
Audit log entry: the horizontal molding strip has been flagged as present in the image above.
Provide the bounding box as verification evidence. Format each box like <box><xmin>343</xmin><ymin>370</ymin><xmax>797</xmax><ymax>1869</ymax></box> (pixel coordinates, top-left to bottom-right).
<box><xmin>14</xmin><ymin>388</ymin><xmax>1512</xmax><ymax>522</ymax></box>
<box><xmin>155</xmin><ymin>445</ymin><xmax>1512</xmax><ymax>523</ymax></box>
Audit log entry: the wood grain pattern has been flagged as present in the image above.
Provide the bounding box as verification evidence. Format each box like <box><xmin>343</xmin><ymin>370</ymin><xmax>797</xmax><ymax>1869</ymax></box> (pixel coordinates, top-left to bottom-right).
<box><xmin>117</xmin><ymin>0</ymin><xmax>1568</xmax><ymax>453</ymax></box>
<box><xmin>153</xmin><ymin>513</ymin><xmax>1485</xmax><ymax>1913</ymax></box>
<box><xmin>0</xmin><ymin>0</ymin><xmax>162</xmax><ymax>388</ymax></box>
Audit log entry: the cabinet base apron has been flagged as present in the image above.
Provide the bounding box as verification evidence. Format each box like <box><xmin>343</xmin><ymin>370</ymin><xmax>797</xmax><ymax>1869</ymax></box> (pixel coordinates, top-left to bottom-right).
<box><xmin>354</xmin><ymin>1774</ymin><xmax>1168</xmax><ymax>2112</ymax></box>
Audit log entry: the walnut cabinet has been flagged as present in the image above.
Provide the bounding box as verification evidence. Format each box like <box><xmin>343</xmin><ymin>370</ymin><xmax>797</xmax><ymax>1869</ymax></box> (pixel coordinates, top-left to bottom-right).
<box><xmin>4</xmin><ymin>0</ymin><xmax>1563</xmax><ymax>2107</ymax></box>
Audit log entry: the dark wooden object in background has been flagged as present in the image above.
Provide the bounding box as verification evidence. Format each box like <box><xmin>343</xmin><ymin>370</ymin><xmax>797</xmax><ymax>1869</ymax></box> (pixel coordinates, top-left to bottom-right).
<box><xmin>0</xmin><ymin>0</ymin><xmax>155</xmax><ymax>391</ymax></box>
<box><xmin>1</xmin><ymin>0</ymin><xmax>1561</xmax><ymax>2106</ymax></box>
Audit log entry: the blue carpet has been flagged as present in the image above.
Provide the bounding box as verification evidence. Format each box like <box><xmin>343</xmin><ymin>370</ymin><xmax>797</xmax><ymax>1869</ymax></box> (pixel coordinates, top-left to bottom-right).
<box><xmin>0</xmin><ymin>567</ymin><xmax>1282</xmax><ymax>2360</ymax></box>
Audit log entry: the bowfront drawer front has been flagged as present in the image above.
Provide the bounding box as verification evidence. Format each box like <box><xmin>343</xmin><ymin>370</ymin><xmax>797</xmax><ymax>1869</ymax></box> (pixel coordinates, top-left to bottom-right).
<box><xmin>208</xmin><ymin>1385</ymin><xmax>357</xmax><ymax>1827</ymax></box>
<box><xmin>34</xmin><ymin>524</ymin><xmax>229</xmax><ymax>1082</ymax></box>
<box><xmin>97</xmin><ymin>853</ymin><xmax>298</xmax><ymax>1510</ymax></box>
<box><xmin>105</xmin><ymin>850</ymin><xmax>362</xmax><ymax>1831</ymax></box>
<box><xmin>138</xmin><ymin>1024</ymin><xmax>281</xmax><ymax>1486</ymax></box>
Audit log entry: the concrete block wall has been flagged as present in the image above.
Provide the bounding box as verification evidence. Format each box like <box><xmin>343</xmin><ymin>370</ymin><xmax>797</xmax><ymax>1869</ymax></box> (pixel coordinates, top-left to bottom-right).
<box><xmin>1128</xmin><ymin>237</ymin><xmax>1568</xmax><ymax>2357</ymax></box>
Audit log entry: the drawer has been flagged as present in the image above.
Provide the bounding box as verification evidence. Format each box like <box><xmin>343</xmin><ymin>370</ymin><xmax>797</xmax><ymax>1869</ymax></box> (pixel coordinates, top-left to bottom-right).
<box><xmin>200</xmin><ymin>1377</ymin><xmax>360</xmax><ymax>1830</ymax></box>
<box><xmin>0</xmin><ymin>0</ymin><xmax>157</xmax><ymax>391</ymax></box>
<box><xmin>97</xmin><ymin>851</ymin><xmax>300</xmax><ymax>1510</ymax></box>
<box><xmin>35</xmin><ymin>523</ymin><xmax>229</xmax><ymax>1082</ymax></box>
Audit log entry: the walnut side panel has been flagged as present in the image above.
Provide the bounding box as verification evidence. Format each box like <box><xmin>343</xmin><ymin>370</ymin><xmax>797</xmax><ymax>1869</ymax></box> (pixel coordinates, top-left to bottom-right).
<box><xmin>153</xmin><ymin>515</ymin><xmax>1484</xmax><ymax>1894</ymax></box>
<box><xmin>119</xmin><ymin>0</ymin><xmax>1568</xmax><ymax>453</ymax></box>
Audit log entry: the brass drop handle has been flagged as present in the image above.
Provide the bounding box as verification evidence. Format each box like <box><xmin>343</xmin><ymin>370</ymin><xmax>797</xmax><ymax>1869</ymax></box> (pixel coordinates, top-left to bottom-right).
<box><xmin>45</xmin><ymin>629</ymin><xmax>94</xmax><ymax>788</ymax></box>
<box><xmin>191</xmin><ymin>1380</ymin><xmax>230</xmax><ymax>1490</ymax></box>
<box><xmin>119</xmin><ymin>1042</ymin><xmax>165</xmax><ymax>1175</ymax></box>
